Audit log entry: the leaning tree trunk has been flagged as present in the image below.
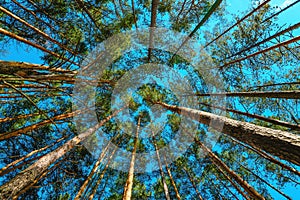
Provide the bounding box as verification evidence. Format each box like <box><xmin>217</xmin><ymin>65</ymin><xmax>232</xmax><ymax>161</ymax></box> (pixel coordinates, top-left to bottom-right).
<box><xmin>156</xmin><ymin>102</ymin><xmax>300</xmax><ymax>166</ymax></box>
<box><xmin>194</xmin><ymin>138</ymin><xmax>265</xmax><ymax>200</ymax></box>
<box><xmin>190</xmin><ymin>90</ymin><xmax>300</xmax><ymax>99</ymax></box>
<box><xmin>122</xmin><ymin>117</ymin><xmax>140</xmax><ymax>200</ymax></box>
<box><xmin>152</xmin><ymin>131</ymin><xmax>171</xmax><ymax>200</ymax></box>
<box><xmin>0</xmin><ymin>108</ymin><xmax>124</xmax><ymax>199</ymax></box>
<box><xmin>164</xmin><ymin>156</ymin><xmax>181</xmax><ymax>200</ymax></box>
<box><xmin>183</xmin><ymin>167</ymin><xmax>204</xmax><ymax>200</ymax></box>
<box><xmin>199</xmin><ymin>102</ymin><xmax>300</xmax><ymax>130</ymax></box>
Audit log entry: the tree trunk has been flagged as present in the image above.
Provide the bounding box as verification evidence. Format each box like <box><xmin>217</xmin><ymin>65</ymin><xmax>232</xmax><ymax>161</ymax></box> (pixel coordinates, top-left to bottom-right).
<box><xmin>0</xmin><ymin>136</ymin><xmax>67</xmax><ymax>176</ymax></box>
<box><xmin>122</xmin><ymin>117</ymin><xmax>140</xmax><ymax>200</ymax></box>
<box><xmin>157</xmin><ymin>102</ymin><xmax>300</xmax><ymax>166</ymax></box>
<box><xmin>194</xmin><ymin>138</ymin><xmax>265</xmax><ymax>200</ymax></box>
<box><xmin>147</xmin><ymin>0</ymin><xmax>159</xmax><ymax>61</ymax></box>
<box><xmin>152</xmin><ymin>132</ymin><xmax>171</xmax><ymax>200</ymax></box>
<box><xmin>191</xmin><ymin>90</ymin><xmax>300</xmax><ymax>99</ymax></box>
<box><xmin>183</xmin><ymin>167</ymin><xmax>203</xmax><ymax>200</ymax></box>
<box><xmin>74</xmin><ymin>139</ymin><xmax>113</xmax><ymax>200</ymax></box>
<box><xmin>0</xmin><ymin>5</ymin><xmax>76</xmax><ymax>55</ymax></box>
<box><xmin>0</xmin><ymin>108</ymin><xmax>124</xmax><ymax>199</ymax></box>
<box><xmin>199</xmin><ymin>102</ymin><xmax>300</xmax><ymax>130</ymax></box>
<box><xmin>88</xmin><ymin>143</ymin><xmax>119</xmax><ymax>200</ymax></box>
<box><xmin>164</xmin><ymin>156</ymin><xmax>181</xmax><ymax>200</ymax></box>
<box><xmin>0</xmin><ymin>110</ymin><xmax>81</xmax><ymax>140</ymax></box>
<box><xmin>0</xmin><ymin>28</ymin><xmax>79</xmax><ymax>66</ymax></box>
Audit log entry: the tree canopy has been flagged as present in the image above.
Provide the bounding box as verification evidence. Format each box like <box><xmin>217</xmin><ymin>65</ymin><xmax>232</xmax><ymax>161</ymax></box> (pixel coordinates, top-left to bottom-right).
<box><xmin>0</xmin><ymin>0</ymin><xmax>299</xmax><ymax>199</ymax></box>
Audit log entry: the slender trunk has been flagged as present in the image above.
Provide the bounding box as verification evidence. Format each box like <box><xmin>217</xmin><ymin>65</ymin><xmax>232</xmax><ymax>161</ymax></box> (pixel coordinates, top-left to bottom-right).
<box><xmin>0</xmin><ymin>112</ymin><xmax>40</xmax><ymax>123</ymax></box>
<box><xmin>131</xmin><ymin>0</ymin><xmax>138</xmax><ymax>29</ymax></box>
<box><xmin>88</xmin><ymin>143</ymin><xmax>119</xmax><ymax>200</ymax></box>
<box><xmin>0</xmin><ymin>60</ymin><xmax>75</xmax><ymax>73</ymax></box>
<box><xmin>204</xmin><ymin>0</ymin><xmax>270</xmax><ymax>48</ymax></box>
<box><xmin>190</xmin><ymin>90</ymin><xmax>300</xmax><ymax>99</ymax></box>
<box><xmin>147</xmin><ymin>0</ymin><xmax>159</xmax><ymax>61</ymax></box>
<box><xmin>235</xmin><ymin>160</ymin><xmax>292</xmax><ymax>200</ymax></box>
<box><xmin>213</xmin><ymin>170</ymin><xmax>240</xmax><ymax>200</ymax></box>
<box><xmin>199</xmin><ymin>102</ymin><xmax>300</xmax><ymax>130</ymax></box>
<box><xmin>152</xmin><ymin>132</ymin><xmax>171</xmax><ymax>200</ymax></box>
<box><xmin>11</xmin><ymin>0</ymin><xmax>61</xmax><ymax>37</ymax></box>
<box><xmin>157</xmin><ymin>102</ymin><xmax>300</xmax><ymax>166</ymax></box>
<box><xmin>0</xmin><ymin>136</ymin><xmax>67</xmax><ymax>176</ymax></box>
<box><xmin>250</xmin><ymin>81</ymin><xmax>300</xmax><ymax>89</ymax></box>
<box><xmin>0</xmin><ymin>6</ymin><xmax>77</xmax><ymax>56</ymax></box>
<box><xmin>122</xmin><ymin>117</ymin><xmax>140</xmax><ymax>200</ymax></box>
<box><xmin>228</xmin><ymin>21</ymin><xmax>300</xmax><ymax>58</ymax></box>
<box><xmin>172</xmin><ymin>0</ymin><xmax>222</xmax><ymax>58</ymax></box>
<box><xmin>0</xmin><ymin>28</ymin><xmax>79</xmax><ymax>67</ymax></box>
<box><xmin>183</xmin><ymin>167</ymin><xmax>203</xmax><ymax>200</ymax></box>
<box><xmin>74</xmin><ymin>139</ymin><xmax>113</xmax><ymax>200</ymax></box>
<box><xmin>217</xmin><ymin>35</ymin><xmax>300</xmax><ymax>70</ymax></box>
<box><xmin>194</xmin><ymin>138</ymin><xmax>264</xmax><ymax>199</ymax></box>
<box><xmin>0</xmin><ymin>110</ymin><xmax>81</xmax><ymax>140</ymax></box>
<box><xmin>0</xmin><ymin>108</ymin><xmax>124</xmax><ymax>199</ymax></box>
<box><xmin>75</xmin><ymin>0</ymin><xmax>101</xmax><ymax>30</ymax></box>
<box><xmin>229</xmin><ymin>137</ymin><xmax>300</xmax><ymax>177</ymax></box>
<box><xmin>213</xmin><ymin>161</ymin><xmax>251</xmax><ymax>200</ymax></box>
<box><xmin>262</xmin><ymin>0</ymin><xmax>300</xmax><ymax>23</ymax></box>
<box><xmin>164</xmin><ymin>156</ymin><xmax>181</xmax><ymax>200</ymax></box>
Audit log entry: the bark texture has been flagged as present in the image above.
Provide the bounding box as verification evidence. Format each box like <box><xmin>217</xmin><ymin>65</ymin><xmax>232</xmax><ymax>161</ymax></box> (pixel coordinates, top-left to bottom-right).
<box><xmin>157</xmin><ymin>102</ymin><xmax>300</xmax><ymax>166</ymax></box>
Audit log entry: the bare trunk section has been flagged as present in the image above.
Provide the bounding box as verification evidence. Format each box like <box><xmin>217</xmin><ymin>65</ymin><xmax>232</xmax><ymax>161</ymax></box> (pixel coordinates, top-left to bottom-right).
<box><xmin>204</xmin><ymin>0</ymin><xmax>270</xmax><ymax>48</ymax></box>
<box><xmin>0</xmin><ymin>110</ymin><xmax>81</xmax><ymax>140</ymax></box>
<box><xmin>0</xmin><ymin>136</ymin><xmax>67</xmax><ymax>176</ymax></box>
<box><xmin>199</xmin><ymin>102</ymin><xmax>300</xmax><ymax>130</ymax></box>
<box><xmin>229</xmin><ymin>137</ymin><xmax>300</xmax><ymax>177</ymax></box>
<box><xmin>122</xmin><ymin>117</ymin><xmax>140</xmax><ymax>200</ymax></box>
<box><xmin>0</xmin><ymin>108</ymin><xmax>124</xmax><ymax>199</ymax></box>
<box><xmin>190</xmin><ymin>90</ymin><xmax>300</xmax><ymax>99</ymax></box>
<box><xmin>0</xmin><ymin>60</ymin><xmax>75</xmax><ymax>73</ymax></box>
<box><xmin>152</xmin><ymin>132</ymin><xmax>171</xmax><ymax>200</ymax></box>
<box><xmin>213</xmin><ymin>161</ymin><xmax>251</xmax><ymax>200</ymax></box>
<box><xmin>0</xmin><ymin>28</ymin><xmax>79</xmax><ymax>67</ymax></box>
<box><xmin>183</xmin><ymin>167</ymin><xmax>203</xmax><ymax>200</ymax></box>
<box><xmin>147</xmin><ymin>0</ymin><xmax>159</xmax><ymax>61</ymax></box>
<box><xmin>164</xmin><ymin>156</ymin><xmax>181</xmax><ymax>200</ymax></box>
<box><xmin>0</xmin><ymin>5</ymin><xmax>77</xmax><ymax>56</ymax></box>
<box><xmin>74</xmin><ymin>139</ymin><xmax>112</xmax><ymax>200</ymax></box>
<box><xmin>88</xmin><ymin>143</ymin><xmax>119</xmax><ymax>200</ymax></box>
<box><xmin>194</xmin><ymin>139</ymin><xmax>264</xmax><ymax>199</ymax></box>
<box><xmin>157</xmin><ymin>102</ymin><xmax>300</xmax><ymax>166</ymax></box>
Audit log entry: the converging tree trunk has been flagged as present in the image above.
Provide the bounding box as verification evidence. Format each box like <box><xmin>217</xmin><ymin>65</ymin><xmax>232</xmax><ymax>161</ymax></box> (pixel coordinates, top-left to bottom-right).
<box><xmin>0</xmin><ymin>108</ymin><xmax>124</xmax><ymax>199</ymax></box>
<box><xmin>156</xmin><ymin>102</ymin><xmax>300</xmax><ymax>166</ymax></box>
<box><xmin>122</xmin><ymin>117</ymin><xmax>140</xmax><ymax>200</ymax></box>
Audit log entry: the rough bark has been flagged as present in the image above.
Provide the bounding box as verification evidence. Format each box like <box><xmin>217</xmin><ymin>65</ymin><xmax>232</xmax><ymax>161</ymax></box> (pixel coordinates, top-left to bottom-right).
<box><xmin>0</xmin><ymin>108</ymin><xmax>124</xmax><ymax>199</ymax></box>
<box><xmin>157</xmin><ymin>102</ymin><xmax>300</xmax><ymax>166</ymax></box>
